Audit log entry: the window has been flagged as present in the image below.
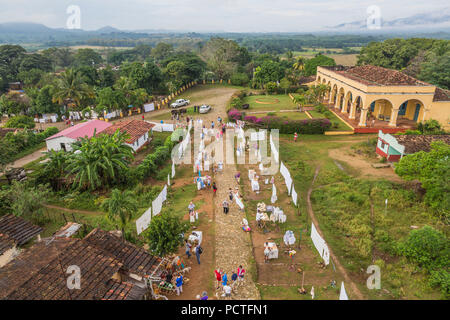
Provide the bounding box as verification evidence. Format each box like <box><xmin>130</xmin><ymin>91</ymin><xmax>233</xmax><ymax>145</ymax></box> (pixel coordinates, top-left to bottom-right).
<box><xmin>398</xmin><ymin>102</ymin><xmax>407</xmax><ymax>116</ymax></box>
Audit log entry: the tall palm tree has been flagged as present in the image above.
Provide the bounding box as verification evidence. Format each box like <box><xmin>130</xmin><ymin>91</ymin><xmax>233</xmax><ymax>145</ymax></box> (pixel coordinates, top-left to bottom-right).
<box><xmin>66</xmin><ymin>130</ymin><xmax>134</xmax><ymax>190</ymax></box>
<box><xmin>52</xmin><ymin>69</ymin><xmax>94</xmax><ymax>109</ymax></box>
<box><xmin>101</xmin><ymin>188</ymin><xmax>138</xmax><ymax>241</ymax></box>
<box><xmin>293</xmin><ymin>56</ymin><xmax>306</xmax><ymax>72</ymax></box>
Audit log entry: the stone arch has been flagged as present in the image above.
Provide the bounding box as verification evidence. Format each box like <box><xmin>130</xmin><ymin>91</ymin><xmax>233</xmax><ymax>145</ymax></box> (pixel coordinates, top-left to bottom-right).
<box><xmin>398</xmin><ymin>98</ymin><xmax>425</xmax><ymax>123</ymax></box>
<box><xmin>330</xmin><ymin>83</ymin><xmax>338</xmax><ymax>105</ymax></box>
<box><xmin>336</xmin><ymin>87</ymin><xmax>346</xmax><ymax>109</ymax></box>
<box><xmin>350</xmin><ymin>95</ymin><xmax>363</xmax><ymax>120</ymax></box>
<box><xmin>343</xmin><ymin>91</ymin><xmax>353</xmax><ymax>113</ymax></box>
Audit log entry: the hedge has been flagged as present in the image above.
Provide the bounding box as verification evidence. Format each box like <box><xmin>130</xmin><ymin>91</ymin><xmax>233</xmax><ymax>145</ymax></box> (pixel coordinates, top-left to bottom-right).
<box><xmin>228</xmin><ymin>108</ymin><xmax>331</xmax><ymax>134</ymax></box>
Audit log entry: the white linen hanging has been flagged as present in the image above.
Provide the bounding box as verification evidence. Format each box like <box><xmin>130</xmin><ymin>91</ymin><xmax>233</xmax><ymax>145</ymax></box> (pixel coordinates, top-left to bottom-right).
<box><xmin>271</xmin><ymin>183</ymin><xmax>277</xmax><ymax>204</ymax></box>
<box><xmin>310</xmin><ymin>223</ymin><xmax>330</xmax><ymax>265</ymax></box>
<box><xmin>291</xmin><ymin>185</ymin><xmax>298</xmax><ymax>206</ymax></box>
<box><xmin>339</xmin><ymin>282</ymin><xmax>349</xmax><ymax>300</ymax></box>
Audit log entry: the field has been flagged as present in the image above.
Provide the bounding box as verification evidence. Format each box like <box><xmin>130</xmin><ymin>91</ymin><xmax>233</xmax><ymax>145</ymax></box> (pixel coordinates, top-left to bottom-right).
<box><xmin>242</xmin><ymin>94</ymin><xmax>297</xmax><ymax>112</ymax></box>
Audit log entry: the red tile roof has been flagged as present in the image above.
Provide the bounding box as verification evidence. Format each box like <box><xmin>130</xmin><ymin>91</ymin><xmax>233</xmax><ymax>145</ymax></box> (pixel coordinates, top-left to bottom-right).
<box><xmin>102</xmin><ymin>279</ymin><xmax>147</xmax><ymax>300</ymax></box>
<box><xmin>46</xmin><ymin>120</ymin><xmax>112</xmax><ymax>141</ymax></box>
<box><xmin>101</xmin><ymin>120</ymin><xmax>154</xmax><ymax>144</ymax></box>
<box><xmin>0</xmin><ymin>215</ymin><xmax>42</xmax><ymax>246</ymax></box>
<box><xmin>322</xmin><ymin>65</ymin><xmax>431</xmax><ymax>86</ymax></box>
<box><xmin>395</xmin><ymin>134</ymin><xmax>450</xmax><ymax>154</ymax></box>
<box><xmin>433</xmin><ymin>87</ymin><xmax>450</xmax><ymax>102</ymax></box>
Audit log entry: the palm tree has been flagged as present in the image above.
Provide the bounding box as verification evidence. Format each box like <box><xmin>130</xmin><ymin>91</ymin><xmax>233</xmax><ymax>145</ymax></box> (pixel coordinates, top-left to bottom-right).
<box><xmin>293</xmin><ymin>95</ymin><xmax>307</xmax><ymax>111</ymax></box>
<box><xmin>52</xmin><ymin>69</ymin><xmax>94</xmax><ymax>109</ymax></box>
<box><xmin>101</xmin><ymin>188</ymin><xmax>138</xmax><ymax>241</ymax></box>
<box><xmin>293</xmin><ymin>56</ymin><xmax>306</xmax><ymax>72</ymax></box>
<box><xmin>66</xmin><ymin>130</ymin><xmax>134</xmax><ymax>190</ymax></box>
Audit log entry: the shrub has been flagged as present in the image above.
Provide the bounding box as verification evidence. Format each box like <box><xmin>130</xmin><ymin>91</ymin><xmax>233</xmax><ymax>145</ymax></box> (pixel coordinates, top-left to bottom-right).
<box><xmin>264</xmin><ymin>82</ymin><xmax>277</xmax><ymax>94</ymax></box>
<box><xmin>314</xmin><ymin>104</ymin><xmax>328</xmax><ymax>114</ymax></box>
<box><xmin>230</xmin><ymin>73</ymin><xmax>250</xmax><ymax>86</ymax></box>
<box><xmin>228</xmin><ymin>108</ymin><xmax>243</xmax><ymax>121</ymax></box>
<box><xmin>429</xmin><ymin>270</ymin><xmax>450</xmax><ymax>299</ymax></box>
<box><xmin>397</xmin><ymin>226</ymin><xmax>448</xmax><ymax>271</ymax></box>
<box><xmin>5</xmin><ymin>115</ymin><xmax>35</xmax><ymax>129</ymax></box>
<box><xmin>230</xmin><ymin>97</ymin><xmax>242</xmax><ymax>109</ymax></box>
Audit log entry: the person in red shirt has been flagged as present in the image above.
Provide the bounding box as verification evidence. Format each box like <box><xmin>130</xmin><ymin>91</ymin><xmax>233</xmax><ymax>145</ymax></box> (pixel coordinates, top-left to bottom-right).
<box><xmin>294</xmin><ymin>132</ymin><xmax>298</xmax><ymax>142</ymax></box>
<box><xmin>214</xmin><ymin>269</ymin><xmax>222</xmax><ymax>289</ymax></box>
<box><xmin>142</xmin><ymin>114</ymin><xmax>145</xmax><ymax>120</ymax></box>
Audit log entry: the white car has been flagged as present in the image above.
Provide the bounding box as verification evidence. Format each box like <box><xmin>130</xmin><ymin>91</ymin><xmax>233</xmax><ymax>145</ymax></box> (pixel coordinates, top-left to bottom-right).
<box><xmin>170</xmin><ymin>99</ymin><xmax>190</xmax><ymax>108</ymax></box>
<box><xmin>199</xmin><ymin>105</ymin><xmax>211</xmax><ymax>114</ymax></box>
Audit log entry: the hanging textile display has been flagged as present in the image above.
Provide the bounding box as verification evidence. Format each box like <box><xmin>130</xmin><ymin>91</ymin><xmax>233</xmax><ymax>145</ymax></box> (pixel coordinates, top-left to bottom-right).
<box><xmin>152</xmin><ymin>196</ymin><xmax>162</xmax><ymax>216</ymax></box>
<box><xmin>167</xmin><ymin>174</ymin><xmax>170</xmax><ymax>186</ymax></box>
<box><xmin>283</xmin><ymin>230</ymin><xmax>296</xmax><ymax>246</ymax></box>
<box><xmin>280</xmin><ymin>162</ymin><xmax>292</xmax><ymax>195</ymax></box>
<box><xmin>136</xmin><ymin>206</ymin><xmax>152</xmax><ymax>235</ymax></box>
<box><xmin>310</xmin><ymin>223</ymin><xmax>330</xmax><ymax>265</ymax></box>
<box><xmin>291</xmin><ymin>185</ymin><xmax>298</xmax><ymax>206</ymax></box>
<box><xmin>235</xmin><ymin>195</ymin><xmax>244</xmax><ymax>210</ymax></box>
<box><xmin>172</xmin><ymin>161</ymin><xmax>176</xmax><ymax>178</ymax></box>
<box><xmin>271</xmin><ymin>183</ymin><xmax>277</xmax><ymax>204</ymax></box>
<box><xmin>339</xmin><ymin>282</ymin><xmax>349</xmax><ymax>300</ymax></box>
<box><xmin>270</xmin><ymin>133</ymin><xmax>279</xmax><ymax>163</ymax></box>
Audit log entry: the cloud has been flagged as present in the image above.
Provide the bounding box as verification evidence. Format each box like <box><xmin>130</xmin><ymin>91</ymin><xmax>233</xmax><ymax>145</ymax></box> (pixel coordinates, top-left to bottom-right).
<box><xmin>0</xmin><ymin>0</ymin><xmax>448</xmax><ymax>32</ymax></box>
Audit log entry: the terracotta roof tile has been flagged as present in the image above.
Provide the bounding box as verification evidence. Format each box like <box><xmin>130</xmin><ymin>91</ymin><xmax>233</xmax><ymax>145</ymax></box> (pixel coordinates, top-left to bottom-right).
<box><xmin>433</xmin><ymin>87</ymin><xmax>450</xmax><ymax>102</ymax></box>
<box><xmin>323</xmin><ymin>65</ymin><xmax>431</xmax><ymax>86</ymax></box>
<box><xmin>83</xmin><ymin>228</ymin><xmax>163</xmax><ymax>277</ymax></box>
<box><xmin>396</xmin><ymin>134</ymin><xmax>450</xmax><ymax>153</ymax></box>
<box><xmin>0</xmin><ymin>215</ymin><xmax>42</xmax><ymax>246</ymax></box>
<box><xmin>102</xmin><ymin>120</ymin><xmax>154</xmax><ymax>144</ymax></box>
<box><xmin>102</xmin><ymin>279</ymin><xmax>146</xmax><ymax>300</ymax></box>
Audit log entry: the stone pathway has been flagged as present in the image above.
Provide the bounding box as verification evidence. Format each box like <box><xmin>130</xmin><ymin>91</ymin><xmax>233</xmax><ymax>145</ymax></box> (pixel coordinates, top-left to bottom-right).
<box><xmin>212</xmin><ymin>130</ymin><xmax>260</xmax><ymax>300</ymax></box>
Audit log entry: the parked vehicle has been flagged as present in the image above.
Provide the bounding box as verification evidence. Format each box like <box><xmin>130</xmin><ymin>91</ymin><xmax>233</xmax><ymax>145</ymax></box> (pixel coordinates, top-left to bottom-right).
<box><xmin>170</xmin><ymin>99</ymin><xmax>190</xmax><ymax>108</ymax></box>
<box><xmin>199</xmin><ymin>105</ymin><xmax>211</xmax><ymax>114</ymax></box>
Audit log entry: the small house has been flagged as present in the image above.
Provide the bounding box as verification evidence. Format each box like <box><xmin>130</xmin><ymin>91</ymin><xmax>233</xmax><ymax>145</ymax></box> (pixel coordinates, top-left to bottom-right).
<box><xmin>376</xmin><ymin>130</ymin><xmax>450</xmax><ymax>161</ymax></box>
<box><xmin>45</xmin><ymin>119</ymin><xmax>112</xmax><ymax>152</ymax></box>
<box><xmin>102</xmin><ymin>120</ymin><xmax>154</xmax><ymax>152</ymax></box>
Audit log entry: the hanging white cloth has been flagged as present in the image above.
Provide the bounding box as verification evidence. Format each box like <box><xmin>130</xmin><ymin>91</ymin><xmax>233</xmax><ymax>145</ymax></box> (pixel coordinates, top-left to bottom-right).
<box><xmin>292</xmin><ymin>185</ymin><xmax>298</xmax><ymax>206</ymax></box>
<box><xmin>271</xmin><ymin>183</ymin><xmax>277</xmax><ymax>204</ymax></box>
<box><xmin>235</xmin><ymin>196</ymin><xmax>244</xmax><ymax>210</ymax></box>
<box><xmin>339</xmin><ymin>282</ymin><xmax>349</xmax><ymax>300</ymax></box>
<box><xmin>172</xmin><ymin>161</ymin><xmax>176</xmax><ymax>178</ymax></box>
<box><xmin>168</xmin><ymin>174</ymin><xmax>170</xmax><ymax>186</ymax></box>
<box><xmin>310</xmin><ymin>223</ymin><xmax>330</xmax><ymax>265</ymax></box>
<box><xmin>280</xmin><ymin>162</ymin><xmax>292</xmax><ymax>195</ymax></box>
<box><xmin>311</xmin><ymin>286</ymin><xmax>315</xmax><ymax>300</ymax></box>
<box><xmin>283</xmin><ymin>230</ymin><xmax>296</xmax><ymax>246</ymax></box>
<box><xmin>136</xmin><ymin>206</ymin><xmax>152</xmax><ymax>235</ymax></box>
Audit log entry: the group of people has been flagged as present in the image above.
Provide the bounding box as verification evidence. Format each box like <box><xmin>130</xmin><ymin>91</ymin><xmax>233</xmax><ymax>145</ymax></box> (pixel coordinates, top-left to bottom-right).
<box><xmin>214</xmin><ymin>266</ymin><xmax>246</xmax><ymax>299</ymax></box>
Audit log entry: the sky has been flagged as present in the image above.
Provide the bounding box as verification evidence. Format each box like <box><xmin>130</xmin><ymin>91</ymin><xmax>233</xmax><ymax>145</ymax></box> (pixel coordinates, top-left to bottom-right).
<box><xmin>0</xmin><ymin>0</ymin><xmax>449</xmax><ymax>32</ymax></box>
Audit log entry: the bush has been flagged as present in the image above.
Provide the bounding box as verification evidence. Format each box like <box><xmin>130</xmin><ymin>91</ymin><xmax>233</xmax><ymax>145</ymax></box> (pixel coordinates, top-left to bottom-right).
<box><xmin>228</xmin><ymin>108</ymin><xmax>243</xmax><ymax>122</ymax></box>
<box><xmin>314</xmin><ymin>104</ymin><xmax>328</xmax><ymax>114</ymax></box>
<box><xmin>397</xmin><ymin>226</ymin><xmax>448</xmax><ymax>271</ymax></box>
<box><xmin>242</xmin><ymin>114</ymin><xmax>331</xmax><ymax>134</ymax></box>
<box><xmin>429</xmin><ymin>270</ymin><xmax>450</xmax><ymax>299</ymax></box>
<box><xmin>230</xmin><ymin>73</ymin><xmax>250</xmax><ymax>86</ymax></box>
<box><xmin>4</xmin><ymin>115</ymin><xmax>35</xmax><ymax>129</ymax></box>
<box><xmin>230</xmin><ymin>97</ymin><xmax>242</xmax><ymax>109</ymax></box>
<box><xmin>264</xmin><ymin>82</ymin><xmax>277</xmax><ymax>94</ymax></box>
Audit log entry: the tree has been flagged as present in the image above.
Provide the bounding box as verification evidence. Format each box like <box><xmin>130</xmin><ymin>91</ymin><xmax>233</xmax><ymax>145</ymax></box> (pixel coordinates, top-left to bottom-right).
<box><xmin>230</xmin><ymin>72</ymin><xmax>249</xmax><ymax>86</ymax></box>
<box><xmin>32</xmin><ymin>85</ymin><xmax>59</xmax><ymax>115</ymax></box>
<box><xmin>265</xmin><ymin>81</ymin><xmax>277</xmax><ymax>94</ymax></box>
<box><xmin>17</xmin><ymin>68</ymin><xmax>45</xmax><ymax>87</ymax></box>
<box><xmin>41</xmin><ymin>150</ymin><xmax>68</xmax><ymax>190</ymax></box>
<box><xmin>144</xmin><ymin>211</ymin><xmax>189</xmax><ymax>256</ymax></box>
<box><xmin>19</xmin><ymin>53</ymin><xmax>52</xmax><ymax>73</ymax></box>
<box><xmin>254</xmin><ymin>60</ymin><xmax>283</xmax><ymax>88</ymax></box>
<box><xmin>98</xmin><ymin>66</ymin><xmax>117</xmax><ymax>88</ymax></box>
<box><xmin>121</xmin><ymin>61</ymin><xmax>163</xmax><ymax>94</ymax></box>
<box><xmin>66</xmin><ymin>130</ymin><xmax>134</xmax><ymax>191</ymax></box>
<box><xmin>73</xmin><ymin>48</ymin><xmax>102</xmax><ymax>67</ymax></box>
<box><xmin>4</xmin><ymin>115</ymin><xmax>35</xmax><ymax>129</ymax></box>
<box><xmin>201</xmin><ymin>38</ymin><xmax>241</xmax><ymax>79</ymax></box>
<box><xmin>293</xmin><ymin>56</ymin><xmax>306</xmax><ymax>72</ymax></box>
<box><xmin>395</xmin><ymin>141</ymin><xmax>450</xmax><ymax>216</ymax></box>
<box><xmin>151</xmin><ymin>43</ymin><xmax>174</xmax><ymax>62</ymax></box>
<box><xmin>279</xmin><ymin>77</ymin><xmax>291</xmax><ymax>94</ymax></box>
<box><xmin>417</xmin><ymin>119</ymin><xmax>444</xmax><ymax>135</ymax></box>
<box><xmin>419</xmin><ymin>51</ymin><xmax>450</xmax><ymax>90</ymax></box>
<box><xmin>304</xmin><ymin>54</ymin><xmax>336</xmax><ymax>76</ymax></box>
<box><xmin>101</xmin><ymin>189</ymin><xmax>138</xmax><ymax>241</ymax></box>
<box><xmin>52</xmin><ymin>69</ymin><xmax>94</xmax><ymax>109</ymax></box>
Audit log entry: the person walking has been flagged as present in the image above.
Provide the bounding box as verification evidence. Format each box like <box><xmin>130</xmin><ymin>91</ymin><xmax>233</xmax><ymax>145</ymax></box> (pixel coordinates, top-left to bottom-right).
<box><xmin>193</xmin><ymin>105</ymin><xmax>197</xmax><ymax>113</ymax></box>
<box><xmin>175</xmin><ymin>274</ymin><xmax>183</xmax><ymax>296</ymax></box>
<box><xmin>212</xmin><ymin>182</ymin><xmax>217</xmax><ymax>196</ymax></box>
<box><xmin>228</xmin><ymin>188</ymin><xmax>234</xmax><ymax>201</ymax></box>
<box><xmin>231</xmin><ymin>271</ymin><xmax>238</xmax><ymax>286</ymax></box>
<box><xmin>294</xmin><ymin>132</ymin><xmax>298</xmax><ymax>142</ymax></box>
<box><xmin>221</xmin><ymin>271</ymin><xmax>228</xmax><ymax>287</ymax></box>
<box><xmin>237</xmin><ymin>265</ymin><xmax>245</xmax><ymax>284</ymax></box>
<box><xmin>188</xmin><ymin>201</ymin><xmax>195</xmax><ymax>213</ymax></box>
<box><xmin>211</xmin><ymin>121</ymin><xmax>214</xmax><ymax>129</ymax></box>
<box><xmin>223</xmin><ymin>284</ymin><xmax>232</xmax><ymax>299</ymax></box>
<box><xmin>214</xmin><ymin>269</ymin><xmax>222</xmax><ymax>289</ymax></box>
<box><xmin>185</xmin><ymin>240</ymin><xmax>192</xmax><ymax>259</ymax></box>
<box><xmin>195</xmin><ymin>244</ymin><xmax>202</xmax><ymax>264</ymax></box>
<box><xmin>142</xmin><ymin>114</ymin><xmax>145</xmax><ymax>121</ymax></box>
<box><xmin>222</xmin><ymin>200</ymin><xmax>229</xmax><ymax>214</ymax></box>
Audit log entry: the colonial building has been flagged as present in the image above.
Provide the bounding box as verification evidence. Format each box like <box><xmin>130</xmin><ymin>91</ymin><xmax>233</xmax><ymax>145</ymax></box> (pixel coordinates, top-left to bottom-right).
<box><xmin>376</xmin><ymin>130</ymin><xmax>450</xmax><ymax>162</ymax></box>
<box><xmin>316</xmin><ymin>65</ymin><xmax>450</xmax><ymax>132</ymax></box>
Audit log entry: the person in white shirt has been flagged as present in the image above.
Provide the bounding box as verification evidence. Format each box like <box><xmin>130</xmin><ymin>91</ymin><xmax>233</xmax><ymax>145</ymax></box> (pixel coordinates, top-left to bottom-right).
<box><xmin>223</xmin><ymin>284</ymin><xmax>232</xmax><ymax>299</ymax></box>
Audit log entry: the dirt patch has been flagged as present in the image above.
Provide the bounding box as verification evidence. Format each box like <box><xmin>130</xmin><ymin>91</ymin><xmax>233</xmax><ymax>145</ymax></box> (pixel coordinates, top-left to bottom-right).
<box><xmin>329</xmin><ymin>147</ymin><xmax>403</xmax><ymax>183</ymax></box>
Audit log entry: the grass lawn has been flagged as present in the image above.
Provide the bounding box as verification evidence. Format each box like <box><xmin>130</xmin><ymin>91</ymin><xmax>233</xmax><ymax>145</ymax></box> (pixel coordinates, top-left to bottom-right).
<box><xmin>242</xmin><ymin>94</ymin><xmax>296</xmax><ymax>112</ymax></box>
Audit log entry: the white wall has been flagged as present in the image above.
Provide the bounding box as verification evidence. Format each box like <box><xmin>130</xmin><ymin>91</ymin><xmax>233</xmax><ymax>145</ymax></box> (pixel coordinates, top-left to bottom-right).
<box><xmin>46</xmin><ymin>136</ymin><xmax>76</xmax><ymax>152</ymax></box>
<box><xmin>127</xmin><ymin>133</ymin><xmax>149</xmax><ymax>152</ymax></box>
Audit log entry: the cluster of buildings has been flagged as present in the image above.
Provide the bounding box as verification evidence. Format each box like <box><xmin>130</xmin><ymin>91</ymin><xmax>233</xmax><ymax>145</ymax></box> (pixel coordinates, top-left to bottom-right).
<box><xmin>0</xmin><ymin>215</ymin><xmax>165</xmax><ymax>300</ymax></box>
<box><xmin>45</xmin><ymin>119</ymin><xmax>154</xmax><ymax>152</ymax></box>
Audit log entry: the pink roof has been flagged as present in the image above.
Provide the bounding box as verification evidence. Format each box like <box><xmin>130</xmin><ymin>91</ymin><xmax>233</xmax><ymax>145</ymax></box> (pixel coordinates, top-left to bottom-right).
<box><xmin>46</xmin><ymin>120</ymin><xmax>112</xmax><ymax>141</ymax></box>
